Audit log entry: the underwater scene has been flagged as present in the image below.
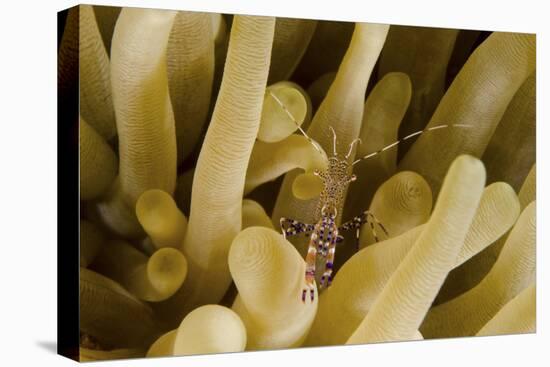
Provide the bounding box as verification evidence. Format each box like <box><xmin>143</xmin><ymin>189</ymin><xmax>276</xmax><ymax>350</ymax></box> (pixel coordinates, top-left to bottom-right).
<box><xmin>60</xmin><ymin>4</ymin><xmax>536</xmax><ymax>361</ymax></box>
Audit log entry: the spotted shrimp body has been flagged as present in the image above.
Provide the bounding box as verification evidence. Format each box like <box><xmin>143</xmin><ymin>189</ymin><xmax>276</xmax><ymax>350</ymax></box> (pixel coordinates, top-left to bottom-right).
<box><xmin>267</xmin><ymin>89</ymin><xmax>471</xmax><ymax>303</ymax></box>
<box><xmin>280</xmin><ymin>134</ymin><xmax>387</xmax><ymax>302</ymax></box>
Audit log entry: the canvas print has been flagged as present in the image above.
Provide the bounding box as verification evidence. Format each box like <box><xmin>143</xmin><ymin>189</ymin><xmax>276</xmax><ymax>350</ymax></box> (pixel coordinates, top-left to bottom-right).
<box><xmin>58</xmin><ymin>3</ymin><xmax>536</xmax><ymax>362</ymax></box>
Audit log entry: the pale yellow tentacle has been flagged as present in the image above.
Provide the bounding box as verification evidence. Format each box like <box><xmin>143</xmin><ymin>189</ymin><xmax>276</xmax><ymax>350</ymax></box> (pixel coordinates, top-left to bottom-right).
<box><xmin>79</xmin><ymin>117</ymin><xmax>117</xmax><ymax>200</ymax></box>
<box><xmin>229</xmin><ymin>227</ymin><xmax>317</xmax><ymax>349</ymax></box>
<box><xmin>483</xmin><ymin>73</ymin><xmax>536</xmax><ymax>190</ymax></box>
<box><xmin>95</xmin><ymin>8</ymin><xmax>178</xmax><ymax>238</ymax></box>
<box><xmin>421</xmin><ymin>202</ymin><xmax>536</xmax><ymax>338</ymax></box>
<box><xmin>157</xmin><ymin>16</ymin><xmax>276</xmax><ymax>323</ymax></box>
<box><xmin>344</xmin><ymin>72</ymin><xmax>412</xmax><ymax>219</ymax></box>
<box><xmin>172</xmin><ymin>305</ymin><xmax>246</xmax><ymax>356</ymax></box>
<box><xmin>347</xmin><ymin>155</ymin><xmax>485</xmax><ymax>344</ymax></box>
<box><xmin>167</xmin><ymin>11</ymin><xmax>215</xmax><ymax>163</ymax></box>
<box><xmin>477</xmin><ymin>283</ymin><xmax>536</xmax><ymax>336</ymax></box>
<box><xmin>399</xmin><ymin>32</ymin><xmax>535</xmax><ymax>196</ymax></box>
<box><xmin>79</xmin><ymin>5</ymin><xmax>116</xmax><ymax>140</ymax></box>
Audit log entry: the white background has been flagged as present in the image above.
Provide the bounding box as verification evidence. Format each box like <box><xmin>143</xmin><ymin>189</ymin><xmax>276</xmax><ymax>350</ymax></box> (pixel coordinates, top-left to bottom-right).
<box><xmin>0</xmin><ymin>0</ymin><xmax>546</xmax><ymax>366</ymax></box>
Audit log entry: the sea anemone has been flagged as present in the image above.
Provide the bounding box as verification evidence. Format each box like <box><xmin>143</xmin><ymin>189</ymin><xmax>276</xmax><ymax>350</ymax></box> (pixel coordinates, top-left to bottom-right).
<box><xmin>64</xmin><ymin>4</ymin><xmax>536</xmax><ymax>361</ymax></box>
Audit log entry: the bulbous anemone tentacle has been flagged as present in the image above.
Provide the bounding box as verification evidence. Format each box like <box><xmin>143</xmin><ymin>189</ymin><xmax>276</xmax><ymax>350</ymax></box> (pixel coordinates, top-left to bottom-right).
<box><xmin>519</xmin><ymin>164</ymin><xmax>536</xmax><ymax>209</ymax></box>
<box><xmin>476</xmin><ymin>282</ymin><xmax>535</xmax><ymax>336</ymax></box>
<box><xmin>242</xmin><ymin>199</ymin><xmax>274</xmax><ymax>230</ymax></box>
<box><xmin>272</xmin><ymin>23</ymin><xmax>390</xmax><ymax>249</ymax></box>
<box><xmin>146</xmin><ymin>329</ymin><xmax>176</xmax><ymax>358</ymax></box>
<box><xmin>79</xmin><ymin>116</ymin><xmax>118</xmax><ymax>200</ymax></box>
<box><xmin>111</xmin><ymin>8</ymin><xmax>178</xmax><ymax>202</ymax></box>
<box><xmin>435</xmin><ymin>163</ymin><xmax>535</xmax><ymax>304</ymax></box>
<box><xmin>344</xmin><ymin>72</ymin><xmax>412</xmax><ymax>220</ymax></box>
<box><xmin>418</xmin><ymin>181</ymin><xmax>519</xmax><ymax>306</ymax></box>
<box><xmin>454</xmin><ymin>182</ymin><xmax>520</xmax><ymax>266</ymax></box>
<box><xmin>399</xmin><ymin>32</ymin><xmax>536</xmax><ymax>196</ymax></box>
<box><xmin>307</xmin><ymin>23</ymin><xmax>390</xmax><ymax>155</ymax></box>
<box><xmin>167</xmin><ymin>11</ymin><xmax>215</xmax><ymax>164</ymax></box>
<box><xmin>135</xmin><ymin>189</ymin><xmax>188</xmax><ymax>249</ymax></box>
<box><xmin>258</xmin><ymin>81</ymin><xmax>312</xmax><ymax>143</ymax></box>
<box><xmin>337</xmin><ymin>169</ymin><xmax>431</xmax><ymax>278</ymax></box>
<box><xmin>156</xmin><ymin>15</ymin><xmax>276</xmax><ymax>323</ymax></box>
<box><xmin>95</xmin><ymin>8</ymin><xmax>178</xmax><ymax>238</ymax></box>
<box><xmin>483</xmin><ymin>72</ymin><xmax>536</xmax><ymax>190</ymax></box>
<box><xmin>346</xmin><ymin>155</ymin><xmax>486</xmax><ymax>344</ymax></box>
<box><xmin>229</xmin><ymin>227</ymin><xmax>318</xmax><ymax>350</ymax></box>
<box><xmin>79</xmin><ymin>5</ymin><xmax>116</xmax><ymax>140</ymax></box>
<box><xmin>172</xmin><ymin>305</ymin><xmax>246</xmax><ymax>356</ymax></box>
<box><xmin>245</xmin><ymin>134</ymin><xmax>328</xmax><ymax>195</ymax></box>
<box><xmin>93</xmin><ymin>240</ymin><xmax>188</xmax><ymax>302</ymax></box>
<box><xmin>358</xmin><ymin>171</ymin><xmax>432</xmax><ymax>248</ymax></box>
<box><xmin>420</xmin><ymin>201</ymin><xmax>536</xmax><ymax>338</ymax></box>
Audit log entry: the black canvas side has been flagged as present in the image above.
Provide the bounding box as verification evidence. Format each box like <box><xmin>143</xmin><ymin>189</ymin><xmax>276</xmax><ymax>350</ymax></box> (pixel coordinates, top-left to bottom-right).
<box><xmin>57</xmin><ymin>5</ymin><xmax>80</xmax><ymax>362</ymax></box>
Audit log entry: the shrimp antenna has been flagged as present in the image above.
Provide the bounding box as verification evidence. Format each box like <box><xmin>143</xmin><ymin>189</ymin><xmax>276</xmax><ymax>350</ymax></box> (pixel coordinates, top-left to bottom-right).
<box><xmin>352</xmin><ymin>123</ymin><xmax>473</xmax><ymax>166</ymax></box>
<box><xmin>266</xmin><ymin>89</ymin><xmax>325</xmax><ymax>157</ymax></box>
<box><xmin>328</xmin><ymin>126</ymin><xmax>338</xmax><ymax>156</ymax></box>
<box><xmin>345</xmin><ymin>138</ymin><xmax>362</xmax><ymax>159</ymax></box>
